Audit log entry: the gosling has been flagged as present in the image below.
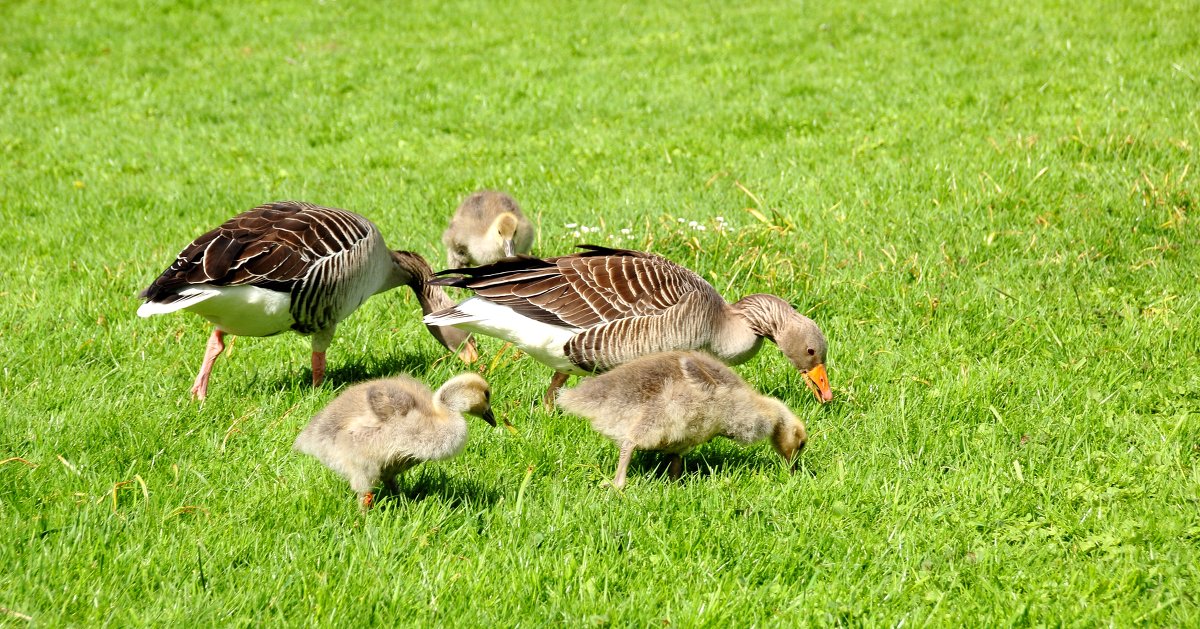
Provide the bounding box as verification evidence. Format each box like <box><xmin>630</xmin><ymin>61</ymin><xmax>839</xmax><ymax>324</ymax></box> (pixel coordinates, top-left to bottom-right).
<box><xmin>557</xmin><ymin>351</ymin><xmax>807</xmax><ymax>489</ymax></box>
<box><xmin>442</xmin><ymin>190</ymin><xmax>534</xmax><ymax>267</ymax></box>
<box><xmin>294</xmin><ymin>373</ymin><xmax>496</xmax><ymax>509</ymax></box>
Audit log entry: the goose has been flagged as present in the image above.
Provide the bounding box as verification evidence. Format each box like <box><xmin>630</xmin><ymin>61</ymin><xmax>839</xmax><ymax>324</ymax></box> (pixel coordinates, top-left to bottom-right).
<box><xmin>442</xmin><ymin>190</ymin><xmax>534</xmax><ymax>267</ymax></box>
<box><xmin>557</xmin><ymin>351</ymin><xmax>807</xmax><ymax>489</ymax></box>
<box><xmin>137</xmin><ymin>201</ymin><xmax>477</xmax><ymax>399</ymax></box>
<box><xmin>423</xmin><ymin>245</ymin><xmax>832</xmax><ymax>405</ymax></box>
<box><xmin>294</xmin><ymin>372</ymin><xmax>496</xmax><ymax>509</ymax></box>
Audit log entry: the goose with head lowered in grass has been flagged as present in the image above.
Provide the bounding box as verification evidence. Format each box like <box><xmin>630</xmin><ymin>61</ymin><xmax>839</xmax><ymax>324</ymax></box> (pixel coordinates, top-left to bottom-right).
<box><xmin>137</xmin><ymin>201</ymin><xmax>477</xmax><ymax>399</ymax></box>
<box><xmin>423</xmin><ymin>245</ymin><xmax>832</xmax><ymax>405</ymax></box>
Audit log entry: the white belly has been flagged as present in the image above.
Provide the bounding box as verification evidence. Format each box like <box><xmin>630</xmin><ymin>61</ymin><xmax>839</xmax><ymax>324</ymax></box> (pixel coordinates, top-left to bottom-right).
<box><xmin>425</xmin><ymin>298</ymin><xmax>581</xmax><ymax>373</ymax></box>
<box><xmin>184</xmin><ymin>285</ymin><xmax>296</xmax><ymax>337</ymax></box>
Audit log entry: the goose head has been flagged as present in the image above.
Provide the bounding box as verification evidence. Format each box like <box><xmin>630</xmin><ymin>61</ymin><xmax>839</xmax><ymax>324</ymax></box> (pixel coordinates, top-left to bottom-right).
<box><xmin>429</xmin><ymin>324</ymin><xmax>480</xmax><ymax>364</ymax></box>
<box><xmin>767</xmin><ymin>400</ymin><xmax>808</xmax><ymax>471</ymax></box>
<box><xmin>734</xmin><ymin>294</ymin><xmax>833</xmax><ymax>403</ymax></box>
<box><xmin>775</xmin><ymin>314</ymin><xmax>833</xmax><ymax>403</ymax></box>
<box><xmin>436</xmin><ymin>372</ymin><xmax>496</xmax><ymax>426</ymax></box>
<box><xmin>389</xmin><ymin>250</ymin><xmax>480</xmax><ymax>363</ymax></box>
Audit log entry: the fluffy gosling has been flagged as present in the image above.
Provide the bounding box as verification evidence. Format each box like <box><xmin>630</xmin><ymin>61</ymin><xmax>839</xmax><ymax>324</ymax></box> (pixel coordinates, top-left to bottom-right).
<box><xmin>442</xmin><ymin>190</ymin><xmax>534</xmax><ymax>267</ymax></box>
<box><xmin>294</xmin><ymin>373</ymin><xmax>495</xmax><ymax>509</ymax></box>
<box><xmin>557</xmin><ymin>351</ymin><xmax>807</xmax><ymax>489</ymax></box>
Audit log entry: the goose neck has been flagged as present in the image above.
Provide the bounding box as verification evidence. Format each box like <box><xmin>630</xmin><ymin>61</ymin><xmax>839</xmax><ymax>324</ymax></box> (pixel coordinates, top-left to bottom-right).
<box><xmin>730</xmin><ymin>293</ymin><xmax>792</xmax><ymax>341</ymax></box>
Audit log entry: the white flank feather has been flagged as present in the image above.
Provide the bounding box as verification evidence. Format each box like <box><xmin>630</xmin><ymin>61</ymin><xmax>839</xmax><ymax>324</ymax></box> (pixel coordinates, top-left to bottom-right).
<box><xmin>424</xmin><ymin>297</ymin><xmax>580</xmax><ymax>372</ymax></box>
<box><xmin>136</xmin><ymin>287</ymin><xmax>221</xmax><ymax>317</ymax></box>
<box><xmin>143</xmin><ymin>284</ymin><xmax>295</xmax><ymax>337</ymax></box>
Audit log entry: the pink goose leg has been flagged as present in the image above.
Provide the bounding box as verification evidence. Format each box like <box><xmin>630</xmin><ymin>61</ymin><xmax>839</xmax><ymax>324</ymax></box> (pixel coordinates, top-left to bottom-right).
<box><xmin>311</xmin><ymin>352</ymin><xmax>327</xmax><ymax>387</ymax></box>
<box><xmin>191</xmin><ymin>329</ymin><xmax>226</xmax><ymax>400</ymax></box>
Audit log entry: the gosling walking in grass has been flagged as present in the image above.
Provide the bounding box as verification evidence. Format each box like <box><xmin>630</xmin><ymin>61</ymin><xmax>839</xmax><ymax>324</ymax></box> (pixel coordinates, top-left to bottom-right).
<box><xmin>557</xmin><ymin>351</ymin><xmax>807</xmax><ymax>489</ymax></box>
<box><xmin>442</xmin><ymin>190</ymin><xmax>534</xmax><ymax>268</ymax></box>
<box><xmin>294</xmin><ymin>373</ymin><xmax>496</xmax><ymax>509</ymax></box>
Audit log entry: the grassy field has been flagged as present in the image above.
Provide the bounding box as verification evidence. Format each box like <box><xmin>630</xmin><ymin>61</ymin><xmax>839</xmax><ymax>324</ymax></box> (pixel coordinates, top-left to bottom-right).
<box><xmin>2</xmin><ymin>0</ymin><xmax>1199</xmax><ymax>624</ymax></box>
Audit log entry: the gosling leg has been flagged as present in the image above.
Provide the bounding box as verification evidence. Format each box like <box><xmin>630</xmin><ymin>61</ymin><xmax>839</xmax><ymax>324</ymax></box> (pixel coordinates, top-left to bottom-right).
<box><xmin>666</xmin><ymin>454</ymin><xmax>684</xmax><ymax>482</ymax></box>
<box><xmin>612</xmin><ymin>441</ymin><xmax>634</xmax><ymax>490</ymax></box>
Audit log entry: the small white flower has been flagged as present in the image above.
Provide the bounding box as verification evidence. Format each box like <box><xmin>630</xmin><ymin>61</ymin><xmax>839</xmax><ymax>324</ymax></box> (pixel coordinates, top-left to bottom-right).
<box><xmin>620</xmin><ymin>228</ymin><xmax>632</xmax><ymax>235</ymax></box>
<box><xmin>565</xmin><ymin>222</ymin><xmax>578</xmax><ymax>229</ymax></box>
<box><xmin>677</xmin><ymin>217</ymin><xmax>685</xmax><ymax>223</ymax></box>
<box><xmin>688</xmin><ymin>220</ymin><xmax>699</xmax><ymax>227</ymax></box>
<box><xmin>715</xmin><ymin>216</ymin><xmax>725</xmax><ymax>222</ymax></box>
<box><xmin>695</xmin><ymin>224</ymin><xmax>707</xmax><ymax>231</ymax></box>
<box><xmin>572</xmin><ymin>230</ymin><xmax>581</xmax><ymax>238</ymax></box>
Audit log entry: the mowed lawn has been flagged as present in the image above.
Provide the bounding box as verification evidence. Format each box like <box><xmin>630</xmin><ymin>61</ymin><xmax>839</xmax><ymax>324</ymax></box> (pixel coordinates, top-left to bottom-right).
<box><xmin>2</xmin><ymin>0</ymin><xmax>1198</xmax><ymax>625</ymax></box>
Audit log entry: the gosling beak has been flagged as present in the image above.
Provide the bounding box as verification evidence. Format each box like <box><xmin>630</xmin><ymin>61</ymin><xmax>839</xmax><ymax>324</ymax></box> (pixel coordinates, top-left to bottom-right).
<box><xmin>481</xmin><ymin>408</ymin><xmax>497</xmax><ymax>427</ymax></box>
<box><xmin>791</xmin><ymin>440</ymin><xmax>806</xmax><ymax>474</ymax></box>
<box><xmin>502</xmin><ymin>239</ymin><xmax>516</xmax><ymax>258</ymax></box>
<box><xmin>804</xmin><ymin>364</ymin><xmax>833</xmax><ymax>403</ymax></box>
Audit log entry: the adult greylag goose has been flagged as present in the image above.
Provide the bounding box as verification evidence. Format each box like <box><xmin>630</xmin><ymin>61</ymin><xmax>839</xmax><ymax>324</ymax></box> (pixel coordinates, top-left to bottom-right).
<box><xmin>137</xmin><ymin>201</ymin><xmax>477</xmax><ymax>399</ymax></box>
<box><xmin>294</xmin><ymin>372</ymin><xmax>496</xmax><ymax>509</ymax></box>
<box><xmin>442</xmin><ymin>190</ymin><xmax>534</xmax><ymax>267</ymax></box>
<box><xmin>423</xmin><ymin>245</ymin><xmax>833</xmax><ymax>404</ymax></box>
<box><xmin>557</xmin><ymin>351</ymin><xmax>807</xmax><ymax>489</ymax></box>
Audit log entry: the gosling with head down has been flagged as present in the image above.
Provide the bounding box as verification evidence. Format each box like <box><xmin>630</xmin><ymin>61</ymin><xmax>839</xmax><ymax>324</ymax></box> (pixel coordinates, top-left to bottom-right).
<box><xmin>294</xmin><ymin>373</ymin><xmax>496</xmax><ymax>509</ymax></box>
<box><xmin>442</xmin><ymin>190</ymin><xmax>534</xmax><ymax>268</ymax></box>
<box><xmin>557</xmin><ymin>351</ymin><xmax>807</xmax><ymax>489</ymax></box>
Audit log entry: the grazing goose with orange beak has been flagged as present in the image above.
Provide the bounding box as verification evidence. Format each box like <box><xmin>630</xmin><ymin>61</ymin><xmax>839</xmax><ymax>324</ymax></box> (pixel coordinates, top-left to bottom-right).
<box><xmin>423</xmin><ymin>245</ymin><xmax>832</xmax><ymax>405</ymax></box>
<box><xmin>137</xmin><ymin>201</ymin><xmax>477</xmax><ymax>399</ymax></box>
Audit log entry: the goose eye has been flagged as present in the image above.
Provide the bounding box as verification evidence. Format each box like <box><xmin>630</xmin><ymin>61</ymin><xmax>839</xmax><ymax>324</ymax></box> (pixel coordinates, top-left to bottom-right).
<box><xmin>807</xmin><ymin>348</ymin><xmax>815</xmax><ymax>356</ymax></box>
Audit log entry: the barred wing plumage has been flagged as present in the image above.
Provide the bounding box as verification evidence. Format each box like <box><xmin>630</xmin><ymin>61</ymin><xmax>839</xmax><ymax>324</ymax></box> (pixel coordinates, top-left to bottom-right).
<box><xmin>139</xmin><ymin>201</ymin><xmax>374</xmax><ymax>305</ymax></box>
<box><xmin>433</xmin><ymin>246</ymin><xmax>720</xmax><ymax>330</ymax></box>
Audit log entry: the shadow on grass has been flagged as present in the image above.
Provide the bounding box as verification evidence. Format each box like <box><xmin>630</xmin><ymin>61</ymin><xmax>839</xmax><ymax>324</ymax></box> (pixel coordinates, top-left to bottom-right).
<box><xmin>323</xmin><ymin>352</ymin><xmax>451</xmax><ymax>386</ymax></box>
<box><xmin>372</xmin><ymin>469</ymin><xmax>501</xmax><ymax>511</ymax></box>
<box><xmin>263</xmin><ymin>351</ymin><xmax>458</xmax><ymax>392</ymax></box>
<box><xmin>623</xmin><ymin>441</ymin><xmax>818</xmax><ymax>483</ymax></box>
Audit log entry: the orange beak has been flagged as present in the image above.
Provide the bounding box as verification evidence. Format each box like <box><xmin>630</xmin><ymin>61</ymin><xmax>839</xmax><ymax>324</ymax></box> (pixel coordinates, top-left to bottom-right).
<box><xmin>804</xmin><ymin>364</ymin><xmax>833</xmax><ymax>403</ymax></box>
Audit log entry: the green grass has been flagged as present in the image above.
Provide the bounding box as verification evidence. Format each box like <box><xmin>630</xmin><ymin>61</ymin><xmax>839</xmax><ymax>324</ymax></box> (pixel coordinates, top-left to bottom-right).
<box><xmin>2</xmin><ymin>0</ymin><xmax>1199</xmax><ymax>624</ymax></box>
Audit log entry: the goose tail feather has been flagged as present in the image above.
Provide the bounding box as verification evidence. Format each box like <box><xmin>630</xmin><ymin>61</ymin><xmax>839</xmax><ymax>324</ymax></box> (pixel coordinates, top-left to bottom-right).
<box><xmin>136</xmin><ymin>287</ymin><xmax>220</xmax><ymax>317</ymax></box>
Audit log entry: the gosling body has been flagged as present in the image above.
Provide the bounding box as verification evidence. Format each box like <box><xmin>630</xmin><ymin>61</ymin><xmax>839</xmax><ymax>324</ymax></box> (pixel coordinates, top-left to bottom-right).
<box><xmin>557</xmin><ymin>351</ymin><xmax>808</xmax><ymax>489</ymax></box>
<box><xmin>442</xmin><ymin>190</ymin><xmax>534</xmax><ymax>267</ymax></box>
<box><xmin>294</xmin><ymin>372</ymin><xmax>495</xmax><ymax>508</ymax></box>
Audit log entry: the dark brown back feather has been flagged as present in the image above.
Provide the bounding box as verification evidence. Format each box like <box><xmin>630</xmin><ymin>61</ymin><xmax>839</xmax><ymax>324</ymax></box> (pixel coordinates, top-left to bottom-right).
<box><xmin>140</xmin><ymin>201</ymin><xmax>374</xmax><ymax>304</ymax></box>
<box><xmin>431</xmin><ymin>245</ymin><xmax>719</xmax><ymax>329</ymax></box>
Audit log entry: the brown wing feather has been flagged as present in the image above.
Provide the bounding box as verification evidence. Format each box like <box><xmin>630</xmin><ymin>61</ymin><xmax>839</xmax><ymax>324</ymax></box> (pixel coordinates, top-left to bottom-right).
<box><xmin>140</xmin><ymin>201</ymin><xmax>374</xmax><ymax>304</ymax></box>
<box><xmin>431</xmin><ymin>245</ymin><xmax>721</xmax><ymax>329</ymax></box>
